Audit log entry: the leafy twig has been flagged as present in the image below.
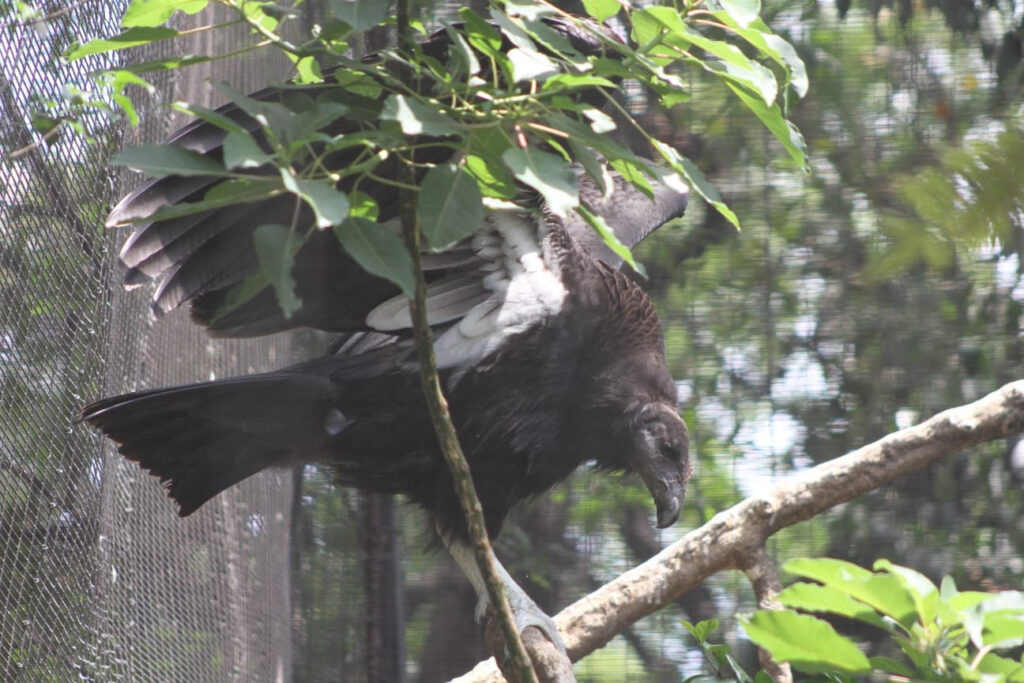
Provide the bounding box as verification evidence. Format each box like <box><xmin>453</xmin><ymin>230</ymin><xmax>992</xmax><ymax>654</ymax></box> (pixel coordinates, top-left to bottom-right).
<box><xmin>393</xmin><ymin>1</ymin><xmax>538</xmax><ymax>681</ymax></box>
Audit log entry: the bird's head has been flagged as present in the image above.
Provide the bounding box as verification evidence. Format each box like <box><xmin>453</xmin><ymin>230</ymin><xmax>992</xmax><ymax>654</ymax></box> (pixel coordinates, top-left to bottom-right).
<box><xmin>587</xmin><ymin>384</ymin><xmax>691</xmax><ymax>529</ymax></box>
<box><xmin>624</xmin><ymin>402</ymin><xmax>691</xmax><ymax>528</ymax></box>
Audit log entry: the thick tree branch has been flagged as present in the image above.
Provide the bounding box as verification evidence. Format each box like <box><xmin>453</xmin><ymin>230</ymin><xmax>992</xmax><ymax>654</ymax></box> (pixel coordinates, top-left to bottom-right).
<box><xmin>453</xmin><ymin>380</ymin><xmax>1024</xmax><ymax>681</ymax></box>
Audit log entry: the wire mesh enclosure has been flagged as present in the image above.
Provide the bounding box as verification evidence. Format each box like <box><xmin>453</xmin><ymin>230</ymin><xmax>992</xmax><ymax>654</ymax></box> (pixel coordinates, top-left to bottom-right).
<box><xmin>1</xmin><ymin>4</ymin><xmax>296</xmax><ymax>680</ymax></box>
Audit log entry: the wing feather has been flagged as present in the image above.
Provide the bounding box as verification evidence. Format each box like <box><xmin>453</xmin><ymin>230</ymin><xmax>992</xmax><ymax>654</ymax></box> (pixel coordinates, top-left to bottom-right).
<box><xmin>104</xmin><ymin>48</ymin><xmax>687</xmax><ymax>355</ymax></box>
<box><xmin>366</xmin><ymin>276</ymin><xmax>492</xmax><ymax>331</ymax></box>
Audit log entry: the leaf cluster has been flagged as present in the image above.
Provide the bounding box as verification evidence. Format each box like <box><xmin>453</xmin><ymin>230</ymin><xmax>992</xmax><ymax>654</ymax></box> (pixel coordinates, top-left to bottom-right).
<box><xmin>60</xmin><ymin>0</ymin><xmax>809</xmax><ymax>319</ymax></box>
<box><xmin>739</xmin><ymin>558</ymin><xmax>1024</xmax><ymax>681</ymax></box>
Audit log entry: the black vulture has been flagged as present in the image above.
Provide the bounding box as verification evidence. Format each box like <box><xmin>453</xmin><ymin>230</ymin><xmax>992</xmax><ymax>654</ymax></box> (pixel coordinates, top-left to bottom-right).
<box><xmin>82</xmin><ymin>18</ymin><xmax>692</xmax><ymax>651</ymax></box>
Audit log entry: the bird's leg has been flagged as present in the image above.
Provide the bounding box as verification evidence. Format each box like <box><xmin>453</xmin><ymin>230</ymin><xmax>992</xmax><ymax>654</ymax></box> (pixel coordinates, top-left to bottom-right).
<box><xmin>446</xmin><ymin>539</ymin><xmax>567</xmax><ymax>655</ymax></box>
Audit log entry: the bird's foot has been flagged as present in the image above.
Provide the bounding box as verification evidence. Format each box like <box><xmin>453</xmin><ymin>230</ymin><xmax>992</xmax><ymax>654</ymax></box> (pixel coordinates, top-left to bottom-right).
<box><xmin>489</xmin><ymin>579</ymin><xmax>567</xmax><ymax>655</ymax></box>
<box><xmin>449</xmin><ymin>539</ymin><xmax>567</xmax><ymax>655</ymax></box>
<box><xmin>511</xmin><ymin>600</ymin><xmax>567</xmax><ymax>656</ymax></box>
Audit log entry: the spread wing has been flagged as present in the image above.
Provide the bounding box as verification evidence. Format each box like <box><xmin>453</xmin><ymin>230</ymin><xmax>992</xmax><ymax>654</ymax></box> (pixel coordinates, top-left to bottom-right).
<box><xmin>104</xmin><ymin>29</ymin><xmax>688</xmax><ymax>366</ymax></box>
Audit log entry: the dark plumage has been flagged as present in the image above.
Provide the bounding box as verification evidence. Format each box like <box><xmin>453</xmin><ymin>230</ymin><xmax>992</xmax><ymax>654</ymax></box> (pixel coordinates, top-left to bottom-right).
<box><xmin>83</xmin><ymin>19</ymin><xmax>692</xmax><ymax>648</ymax></box>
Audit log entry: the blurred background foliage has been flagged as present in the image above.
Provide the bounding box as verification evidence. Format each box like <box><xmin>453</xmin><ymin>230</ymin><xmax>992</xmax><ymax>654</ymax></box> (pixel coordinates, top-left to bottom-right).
<box><xmin>293</xmin><ymin>0</ymin><xmax>1024</xmax><ymax>677</ymax></box>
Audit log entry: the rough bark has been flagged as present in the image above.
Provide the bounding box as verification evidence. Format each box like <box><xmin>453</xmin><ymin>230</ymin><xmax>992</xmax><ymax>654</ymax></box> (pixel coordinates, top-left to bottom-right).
<box><xmin>486</xmin><ymin>623</ymin><xmax>575</xmax><ymax>683</ymax></box>
<box><xmin>738</xmin><ymin>547</ymin><xmax>791</xmax><ymax>683</ymax></box>
<box><xmin>452</xmin><ymin>380</ymin><xmax>1024</xmax><ymax>682</ymax></box>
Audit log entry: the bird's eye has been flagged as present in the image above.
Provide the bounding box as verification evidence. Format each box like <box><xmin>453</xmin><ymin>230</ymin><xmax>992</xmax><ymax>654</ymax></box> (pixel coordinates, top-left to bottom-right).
<box><xmin>661</xmin><ymin>442</ymin><xmax>681</xmax><ymax>462</ymax></box>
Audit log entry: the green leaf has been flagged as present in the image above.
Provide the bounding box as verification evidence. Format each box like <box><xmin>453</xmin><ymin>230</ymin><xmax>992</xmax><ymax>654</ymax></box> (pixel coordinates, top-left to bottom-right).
<box><xmin>962</xmin><ymin>591</ymin><xmax>1024</xmax><ymax>650</ymax></box>
<box><xmin>172</xmin><ymin>102</ymin><xmax>248</xmax><ymax>135</ymax></box>
<box><xmin>982</xmin><ymin>612</ymin><xmax>1024</xmax><ymax>649</ymax></box>
<box><xmin>253</xmin><ymin>224</ymin><xmax>303</xmax><ymax>319</ymax></box>
<box><xmin>508</xmin><ymin>47</ymin><xmax>559</xmax><ymax>83</ymax></box>
<box><xmin>347</xmin><ymin>191</ymin><xmax>380</xmax><ymax>220</ymax></box>
<box><xmin>740</xmin><ymin>611</ymin><xmax>872</xmax><ymax>675</ymax></box>
<box><xmin>102</xmin><ymin>70</ymin><xmax>153</xmax><ymax>126</ymax></box>
<box><xmin>466</xmin><ymin>130</ymin><xmax>516</xmax><ymax>199</ymax></box>
<box><xmin>948</xmin><ymin>591</ymin><xmax>994</xmax><ymax>612</ymax></box>
<box><xmin>213</xmin><ymin>85</ymin><xmax>344</xmax><ymax>150</ymax></box>
<box><xmin>458</xmin><ymin>7</ymin><xmax>503</xmax><ymax>56</ymax></box>
<box><xmin>139</xmin><ymin>178</ymin><xmax>281</xmax><ymax>223</ymax></box>
<box><xmin>465</xmin><ymin>154</ymin><xmax>517</xmax><ymax>199</ymax></box>
<box><xmin>760</xmin><ymin>32</ymin><xmax>809</xmax><ymax>97</ymax></box>
<box><xmin>681</xmin><ymin>618</ymin><xmax>719</xmax><ymax>644</ymax></box>
<box><xmin>541</xmin><ymin>73</ymin><xmax>617</xmax><ymax>93</ymax></box>
<box><xmin>223</xmin><ymin>131</ymin><xmax>271</xmax><ymax>170</ymax></box>
<box><xmin>717</xmin><ymin>0</ymin><xmax>761</xmax><ymax>28</ymax></box>
<box><xmin>445</xmin><ymin>26</ymin><xmax>481</xmax><ymax>76</ymax></box>
<box><xmin>713</xmin><ymin>15</ymin><xmax>809</xmax><ymax>98</ymax></box>
<box><xmin>502</xmin><ymin>147</ymin><xmax>579</xmax><ymax>217</ymax></box>
<box><xmin>331</xmin><ymin>68</ymin><xmax>383</xmax><ymax>99</ymax></box>
<box><xmin>635</xmin><ymin>8</ymin><xmax>779</xmax><ymax>104</ymax></box>
<box><xmin>972</xmin><ymin>591</ymin><xmax>1024</xmax><ymax>613</ymax></box>
<box><xmin>212</xmin><ymin>82</ymin><xmax>298</xmax><ymax>138</ymax></box>
<box><xmin>544</xmin><ymin>113</ymin><xmax>641</xmax><ymax>165</ymax></box>
<box><xmin>503</xmin><ymin>0</ymin><xmax>554</xmax><ymax>21</ymax></box>
<box><xmin>381</xmin><ymin>95</ymin><xmax>461</xmax><ymax>137</ymax></box>
<box><xmin>292</xmin><ymin>55</ymin><xmax>323</xmax><ymax>85</ymax></box>
<box><xmin>280</xmin><ymin>169</ymin><xmax>349</xmax><ymax>228</ymax></box>
<box><xmin>65</xmin><ymin>26</ymin><xmax>179</xmax><ymax>60</ymax></box>
<box><xmin>334</xmin><ymin>218</ymin><xmax>415</xmax><ymax>296</ymax></box>
<box><xmin>783</xmin><ymin>558</ymin><xmax>873</xmax><ymax>585</ymax></box>
<box><xmin>111</xmin><ymin>143</ymin><xmax>229</xmax><ymax>178</ymax></box>
<box><xmin>633</xmin><ymin>7</ymin><xmax>787</xmax><ymax>107</ymax></box>
<box><xmin>783</xmin><ymin>558</ymin><xmax>918</xmax><ymax>628</ymax></box>
<box><xmin>488</xmin><ymin>7</ymin><xmax>537</xmax><ymax>51</ymax></box>
<box><xmin>576</xmin><ymin>205</ymin><xmax>645</xmax><ymax>275</ymax></box>
<box><xmin>121</xmin><ymin>0</ymin><xmax>209</xmax><ymax>27</ymax></box>
<box><xmin>778</xmin><ymin>583</ymin><xmax>890</xmax><ymax>630</ymax></box>
<box><xmin>582</xmin><ymin>0</ymin><xmax>620</xmax><ymax>21</ymax></box>
<box><xmin>582</xmin><ymin>107</ymin><xmax>616</xmax><ymax>134</ymax></box>
<box><xmin>567</xmin><ymin>143</ymin><xmax>605</xmax><ymax>194</ymax></box>
<box><xmin>418</xmin><ymin>163</ymin><xmax>484</xmax><ymax>250</ymax></box>
<box><xmin>514</xmin><ymin>14</ymin><xmax>583</xmax><ymax>59</ymax></box>
<box><xmin>874</xmin><ymin>560</ymin><xmax>942</xmax><ymax>624</ymax></box>
<box><xmin>291</xmin><ymin>100</ymin><xmax>349</xmax><ymax>139</ymax></box>
<box><xmin>868</xmin><ymin>656</ymin><xmax>916</xmax><ymax>677</ymax></box>
<box><xmin>117</xmin><ymin>54</ymin><xmax>213</xmax><ymax>76</ymax></box>
<box><xmin>844</xmin><ymin>575</ymin><xmax>920</xmax><ymax>628</ymax></box>
<box><xmin>31</xmin><ymin>114</ymin><xmax>61</xmax><ymax>137</ymax></box>
<box><xmin>652</xmin><ymin>140</ymin><xmax>740</xmax><ymax>229</ymax></box>
<box><xmin>976</xmin><ymin>651</ymin><xmax>1024</xmax><ymax>679</ymax></box>
<box><xmin>722</xmin><ymin>652</ymin><xmax>755</xmax><ymax>683</ymax></box>
<box><xmin>699</xmin><ymin>55</ymin><xmax>778</xmax><ymax>106</ymax></box>
<box><xmin>609</xmin><ymin>158</ymin><xmax>655</xmax><ymax>198</ymax></box>
<box><xmin>329</xmin><ymin>0</ymin><xmax>390</xmax><ymax>31</ymax></box>
<box><xmin>726</xmin><ymin>83</ymin><xmax>808</xmax><ymax>170</ymax></box>
<box><xmin>212</xmin><ymin>272</ymin><xmax>275</xmax><ymax>323</ymax></box>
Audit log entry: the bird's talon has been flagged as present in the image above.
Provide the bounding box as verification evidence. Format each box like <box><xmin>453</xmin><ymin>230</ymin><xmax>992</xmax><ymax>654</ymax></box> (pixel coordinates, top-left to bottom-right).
<box><xmin>516</xmin><ymin>611</ymin><xmax>567</xmax><ymax>656</ymax></box>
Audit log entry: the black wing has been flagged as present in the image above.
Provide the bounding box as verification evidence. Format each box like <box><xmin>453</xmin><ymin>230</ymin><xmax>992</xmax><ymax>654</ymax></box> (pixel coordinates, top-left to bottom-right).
<box><xmin>105</xmin><ymin>24</ymin><xmax>688</xmax><ymax>358</ymax></box>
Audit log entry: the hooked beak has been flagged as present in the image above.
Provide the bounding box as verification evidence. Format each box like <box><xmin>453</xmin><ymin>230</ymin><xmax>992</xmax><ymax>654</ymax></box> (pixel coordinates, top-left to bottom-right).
<box><xmin>634</xmin><ymin>455</ymin><xmax>689</xmax><ymax>529</ymax></box>
<box><xmin>622</xmin><ymin>404</ymin><xmax>691</xmax><ymax>529</ymax></box>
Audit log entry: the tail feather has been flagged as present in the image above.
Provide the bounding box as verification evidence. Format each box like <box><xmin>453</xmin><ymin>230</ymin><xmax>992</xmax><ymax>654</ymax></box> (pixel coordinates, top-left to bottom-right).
<box><xmin>82</xmin><ymin>374</ymin><xmax>336</xmax><ymax>515</ymax></box>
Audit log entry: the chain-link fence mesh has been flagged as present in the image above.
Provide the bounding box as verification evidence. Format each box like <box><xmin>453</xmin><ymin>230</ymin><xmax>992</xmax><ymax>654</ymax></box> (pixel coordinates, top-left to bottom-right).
<box><xmin>2</xmin><ymin>3</ymin><xmax>296</xmax><ymax>680</ymax></box>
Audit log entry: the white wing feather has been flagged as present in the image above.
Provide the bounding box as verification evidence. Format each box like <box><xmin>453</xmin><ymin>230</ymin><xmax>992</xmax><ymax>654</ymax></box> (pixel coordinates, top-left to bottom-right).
<box><xmin>364</xmin><ymin>209</ymin><xmax>567</xmax><ymax>371</ymax></box>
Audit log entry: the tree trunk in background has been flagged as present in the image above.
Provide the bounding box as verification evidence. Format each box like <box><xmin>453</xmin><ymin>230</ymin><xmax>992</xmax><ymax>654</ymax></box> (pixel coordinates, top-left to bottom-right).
<box><xmin>414</xmin><ymin>562</ymin><xmax>486</xmax><ymax>683</ymax></box>
<box><xmin>359</xmin><ymin>493</ymin><xmax>406</xmax><ymax>683</ymax></box>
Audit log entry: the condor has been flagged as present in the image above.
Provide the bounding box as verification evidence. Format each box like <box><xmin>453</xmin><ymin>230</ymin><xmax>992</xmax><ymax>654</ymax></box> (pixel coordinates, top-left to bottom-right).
<box><xmin>82</xmin><ymin>24</ymin><xmax>692</xmax><ymax>651</ymax></box>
